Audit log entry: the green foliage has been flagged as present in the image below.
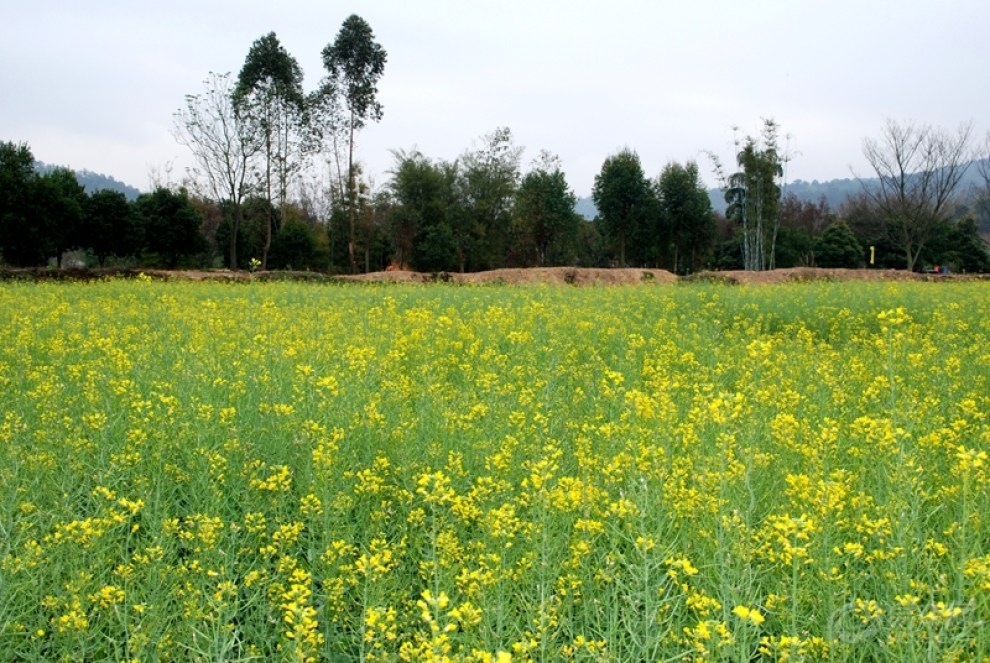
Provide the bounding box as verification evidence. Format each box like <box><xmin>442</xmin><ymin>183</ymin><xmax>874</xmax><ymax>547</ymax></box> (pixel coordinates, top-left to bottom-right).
<box><xmin>268</xmin><ymin>218</ymin><xmax>326</xmax><ymax>271</ymax></box>
<box><xmin>575</xmin><ymin>218</ymin><xmax>606</xmax><ymax>267</ymax></box>
<box><xmin>841</xmin><ymin>193</ymin><xmax>903</xmax><ymax>268</ymax></box>
<box><xmin>234</xmin><ymin>32</ymin><xmax>306</xmax><ymax>269</ymax></box>
<box><xmin>814</xmin><ymin>220</ymin><xmax>864</xmax><ymax>268</ymax></box>
<box><xmin>723</xmin><ymin>120</ymin><xmax>784</xmax><ymax>271</ymax></box>
<box><xmin>592</xmin><ymin>149</ymin><xmax>656</xmax><ymax>267</ymax></box>
<box><xmin>321</xmin><ymin>15</ymin><xmax>387</xmax><ymax>129</ymax></box>
<box><xmin>0</xmin><ymin>159</ymin><xmax>85</xmax><ymax>267</ymax></box>
<box><xmin>772</xmin><ymin>226</ymin><xmax>814</xmax><ymax>268</ymax></box>
<box><xmin>656</xmin><ymin>161</ymin><xmax>716</xmax><ymax>273</ymax></box>
<box><xmin>215</xmin><ymin>197</ymin><xmax>274</xmax><ymax>269</ymax></box>
<box><xmin>83</xmin><ymin>189</ymin><xmax>140</xmax><ymax>266</ymax></box>
<box><xmin>34</xmin><ymin>162</ymin><xmax>141</xmax><ymax>200</ymax></box>
<box><xmin>924</xmin><ymin>216</ymin><xmax>990</xmax><ymax>273</ymax></box>
<box><xmin>233</xmin><ymin>33</ymin><xmax>305</xmax><ymax>108</ymax></box>
<box><xmin>38</xmin><ymin>167</ymin><xmax>87</xmax><ymax>266</ymax></box>
<box><xmin>460</xmin><ymin>127</ymin><xmax>522</xmax><ymax>271</ymax></box>
<box><xmin>415</xmin><ymin>221</ymin><xmax>459</xmax><ymax>272</ymax></box>
<box><xmin>321</xmin><ymin>15</ymin><xmax>387</xmax><ymax>273</ymax></box>
<box><xmin>511</xmin><ymin>153</ymin><xmax>579</xmax><ymax>267</ymax></box>
<box><xmin>135</xmin><ymin>187</ymin><xmax>208</xmax><ymax>268</ymax></box>
<box><xmin>946</xmin><ymin>216</ymin><xmax>990</xmax><ymax>273</ymax></box>
<box><xmin>389</xmin><ymin>151</ymin><xmax>461</xmax><ymax>271</ymax></box>
<box><xmin>0</xmin><ymin>141</ymin><xmax>41</xmax><ymax>265</ymax></box>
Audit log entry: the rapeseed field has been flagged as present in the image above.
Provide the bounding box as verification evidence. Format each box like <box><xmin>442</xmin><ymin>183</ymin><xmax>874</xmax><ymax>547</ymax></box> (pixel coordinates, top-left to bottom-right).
<box><xmin>1</xmin><ymin>278</ymin><xmax>987</xmax><ymax>661</ymax></box>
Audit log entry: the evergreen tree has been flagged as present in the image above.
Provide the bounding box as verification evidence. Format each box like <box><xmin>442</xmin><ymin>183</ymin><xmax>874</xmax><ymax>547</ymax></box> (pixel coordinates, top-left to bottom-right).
<box><xmin>511</xmin><ymin>152</ymin><xmax>579</xmax><ymax>267</ymax></box>
<box><xmin>592</xmin><ymin>149</ymin><xmax>654</xmax><ymax>267</ymax></box>
<box><xmin>815</xmin><ymin>221</ymin><xmax>863</xmax><ymax>268</ymax></box>
<box><xmin>84</xmin><ymin>189</ymin><xmax>140</xmax><ymax>266</ymax></box>
<box><xmin>135</xmin><ymin>187</ymin><xmax>207</xmax><ymax>268</ymax></box>
<box><xmin>656</xmin><ymin>161</ymin><xmax>716</xmax><ymax>273</ymax></box>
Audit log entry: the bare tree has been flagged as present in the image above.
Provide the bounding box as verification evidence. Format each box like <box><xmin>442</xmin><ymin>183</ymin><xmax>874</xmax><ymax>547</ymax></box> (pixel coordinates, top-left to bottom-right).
<box><xmin>174</xmin><ymin>72</ymin><xmax>259</xmax><ymax>269</ymax></box>
<box><xmin>860</xmin><ymin>119</ymin><xmax>973</xmax><ymax>271</ymax></box>
<box><xmin>976</xmin><ymin>132</ymin><xmax>990</xmax><ymax>221</ymax></box>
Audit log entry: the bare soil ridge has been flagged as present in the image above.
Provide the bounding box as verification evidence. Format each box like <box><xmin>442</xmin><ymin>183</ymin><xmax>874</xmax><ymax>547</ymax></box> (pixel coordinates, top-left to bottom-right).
<box><xmin>1</xmin><ymin>266</ymin><xmax>984</xmax><ymax>285</ymax></box>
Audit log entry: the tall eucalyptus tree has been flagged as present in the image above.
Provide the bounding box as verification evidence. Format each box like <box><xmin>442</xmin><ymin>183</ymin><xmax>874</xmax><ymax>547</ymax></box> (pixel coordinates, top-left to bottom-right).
<box><xmin>233</xmin><ymin>32</ymin><xmax>306</xmax><ymax>268</ymax></box>
<box><xmin>320</xmin><ymin>15</ymin><xmax>387</xmax><ymax>272</ymax></box>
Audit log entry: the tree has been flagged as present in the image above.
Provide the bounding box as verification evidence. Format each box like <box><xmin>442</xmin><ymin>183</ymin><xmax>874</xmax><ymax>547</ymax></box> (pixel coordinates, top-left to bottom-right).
<box><xmin>321</xmin><ymin>14</ymin><xmax>387</xmax><ymax>273</ymax></box>
<box><xmin>175</xmin><ymin>72</ymin><xmax>260</xmax><ymax>269</ymax></box>
<box><xmin>860</xmin><ymin>119</ymin><xmax>973</xmax><ymax>271</ymax></box>
<box><xmin>33</xmin><ymin>167</ymin><xmax>86</xmax><ymax>267</ymax></box>
<box><xmin>83</xmin><ymin>189</ymin><xmax>140</xmax><ymax>266</ymax></box>
<box><xmin>460</xmin><ymin>127</ymin><xmax>522</xmax><ymax>271</ymax></box>
<box><xmin>0</xmin><ymin>148</ymin><xmax>85</xmax><ymax>267</ymax></box>
<box><xmin>387</xmin><ymin>149</ymin><xmax>459</xmax><ymax>272</ymax></box>
<box><xmin>592</xmin><ymin>149</ymin><xmax>654</xmax><ymax>267</ymax></box>
<box><xmin>975</xmin><ymin>132</ymin><xmax>990</xmax><ymax>230</ymax></box>
<box><xmin>511</xmin><ymin>152</ymin><xmax>580</xmax><ymax>267</ymax></box>
<box><xmin>269</xmin><ymin>216</ymin><xmax>323</xmax><ymax>271</ymax></box>
<box><xmin>656</xmin><ymin>161</ymin><xmax>716</xmax><ymax>273</ymax></box>
<box><xmin>715</xmin><ymin>120</ymin><xmax>785</xmax><ymax>271</ymax></box>
<box><xmin>944</xmin><ymin>216</ymin><xmax>990</xmax><ymax>272</ymax></box>
<box><xmin>233</xmin><ymin>32</ymin><xmax>306</xmax><ymax>269</ymax></box>
<box><xmin>776</xmin><ymin>193</ymin><xmax>831</xmax><ymax>267</ymax></box>
<box><xmin>135</xmin><ymin>187</ymin><xmax>207</xmax><ymax>268</ymax></box>
<box><xmin>814</xmin><ymin>221</ymin><xmax>863</xmax><ymax>268</ymax></box>
<box><xmin>0</xmin><ymin>141</ymin><xmax>38</xmax><ymax>265</ymax></box>
<box><xmin>215</xmin><ymin>196</ymin><xmax>273</xmax><ymax>269</ymax></box>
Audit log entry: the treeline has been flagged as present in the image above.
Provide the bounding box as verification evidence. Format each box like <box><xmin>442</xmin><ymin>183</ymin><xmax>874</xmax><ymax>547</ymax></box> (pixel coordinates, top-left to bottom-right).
<box><xmin>0</xmin><ymin>142</ymin><xmax>210</xmax><ymax>269</ymax></box>
<box><xmin>4</xmin><ymin>130</ymin><xmax>989</xmax><ymax>273</ymax></box>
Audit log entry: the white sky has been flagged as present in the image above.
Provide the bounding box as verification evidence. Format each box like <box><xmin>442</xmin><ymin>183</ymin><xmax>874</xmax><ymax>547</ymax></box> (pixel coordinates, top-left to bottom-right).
<box><xmin>3</xmin><ymin>0</ymin><xmax>987</xmax><ymax>197</ymax></box>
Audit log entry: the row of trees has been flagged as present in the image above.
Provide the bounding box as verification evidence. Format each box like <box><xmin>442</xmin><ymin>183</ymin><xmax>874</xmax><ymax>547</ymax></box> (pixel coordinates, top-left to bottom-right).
<box><xmin>172</xmin><ymin>16</ymin><xmax>719</xmax><ymax>274</ymax></box>
<box><xmin>703</xmin><ymin>118</ymin><xmax>990</xmax><ymax>273</ymax></box>
<box><xmin>4</xmin><ymin>127</ymin><xmax>987</xmax><ymax>273</ymax></box>
<box><xmin>0</xmin><ymin>142</ymin><xmax>208</xmax><ymax>268</ymax></box>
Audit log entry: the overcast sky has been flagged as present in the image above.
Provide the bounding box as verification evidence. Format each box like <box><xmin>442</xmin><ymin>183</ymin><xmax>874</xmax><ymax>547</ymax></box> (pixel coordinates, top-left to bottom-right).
<box><xmin>3</xmin><ymin>0</ymin><xmax>987</xmax><ymax>197</ymax></box>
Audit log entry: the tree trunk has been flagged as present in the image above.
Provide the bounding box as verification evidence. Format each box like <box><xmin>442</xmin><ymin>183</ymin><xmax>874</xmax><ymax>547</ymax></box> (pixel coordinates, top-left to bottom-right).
<box><xmin>347</xmin><ymin>117</ymin><xmax>356</xmax><ymax>274</ymax></box>
<box><xmin>261</xmin><ymin>122</ymin><xmax>273</xmax><ymax>270</ymax></box>
<box><xmin>230</xmin><ymin>204</ymin><xmax>242</xmax><ymax>269</ymax></box>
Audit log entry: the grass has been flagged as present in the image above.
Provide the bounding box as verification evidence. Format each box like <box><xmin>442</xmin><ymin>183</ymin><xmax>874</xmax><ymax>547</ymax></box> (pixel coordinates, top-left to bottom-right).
<box><xmin>0</xmin><ymin>278</ymin><xmax>988</xmax><ymax>661</ymax></box>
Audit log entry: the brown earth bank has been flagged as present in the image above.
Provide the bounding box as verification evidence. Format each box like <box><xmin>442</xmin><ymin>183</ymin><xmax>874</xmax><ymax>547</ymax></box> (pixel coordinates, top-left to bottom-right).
<box><xmin>1</xmin><ymin>265</ymin><xmax>987</xmax><ymax>285</ymax></box>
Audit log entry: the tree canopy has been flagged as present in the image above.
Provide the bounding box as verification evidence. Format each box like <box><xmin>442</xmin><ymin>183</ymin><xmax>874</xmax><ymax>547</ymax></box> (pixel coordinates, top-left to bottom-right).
<box><xmin>592</xmin><ymin>149</ymin><xmax>654</xmax><ymax>267</ymax></box>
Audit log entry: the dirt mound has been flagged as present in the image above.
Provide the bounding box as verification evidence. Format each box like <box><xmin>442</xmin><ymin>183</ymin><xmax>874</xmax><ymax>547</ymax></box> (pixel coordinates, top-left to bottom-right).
<box><xmin>338</xmin><ymin>267</ymin><xmax>679</xmax><ymax>285</ymax></box>
<box><xmin>3</xmin><ymin>265</ymin><xmax>984</xmax><ymax>285</ymax></box>
<box><xmin>683</xmin><ymin>267</ymin><xmax>936</xmax><ymax>285</ymax></box>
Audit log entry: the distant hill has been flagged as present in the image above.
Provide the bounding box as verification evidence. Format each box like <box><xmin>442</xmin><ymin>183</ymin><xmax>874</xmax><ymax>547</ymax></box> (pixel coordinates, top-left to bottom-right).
<box><xmin>34</xmin><ymin>162</ymin><xmax>142</xmax><ymax>201</ymax></box>
<box><xmin>574</xmin><ymin>197</ymin><xmax>598</xmax><ymax>220</ymax></box>
<box><xmin>707</xmin><ymin>177</ymin><xmax>864</xmax><ymax>215</ymax></box>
